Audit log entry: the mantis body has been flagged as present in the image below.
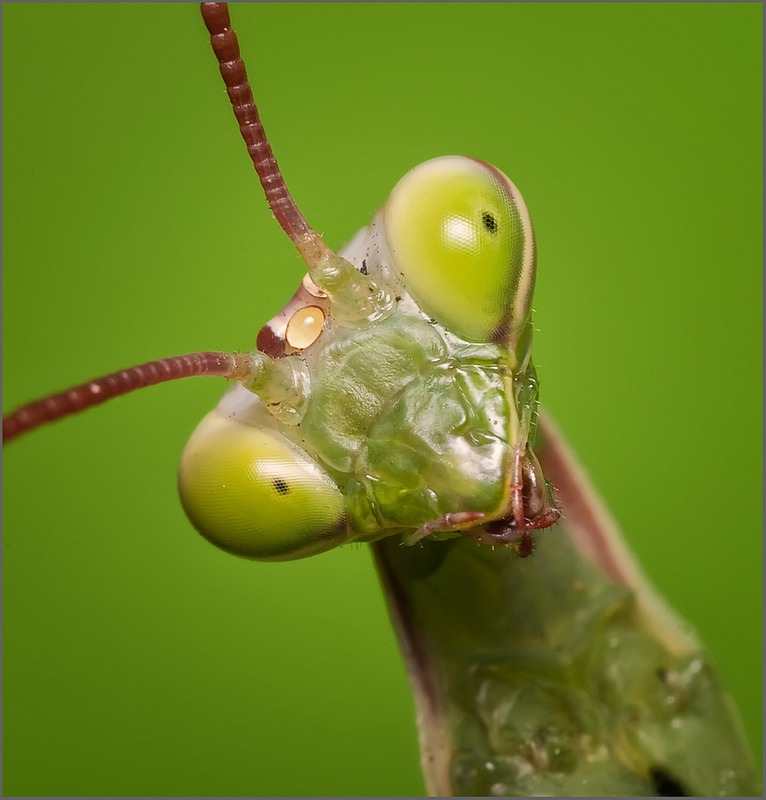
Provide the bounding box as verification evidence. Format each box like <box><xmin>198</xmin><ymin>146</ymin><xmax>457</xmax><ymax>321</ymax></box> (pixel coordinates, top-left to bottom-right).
<box><xmin>3</xmin><ymin>4</ymin><xmax>761</xmax><ymax>795</ymax></box>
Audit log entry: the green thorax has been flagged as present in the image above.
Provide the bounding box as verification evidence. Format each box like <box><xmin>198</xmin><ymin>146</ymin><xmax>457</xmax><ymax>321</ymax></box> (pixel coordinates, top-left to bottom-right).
<box><xmin>373</xmin><ymin>531</ymin><xmax>758</xmax><ymax>796</ymax></box>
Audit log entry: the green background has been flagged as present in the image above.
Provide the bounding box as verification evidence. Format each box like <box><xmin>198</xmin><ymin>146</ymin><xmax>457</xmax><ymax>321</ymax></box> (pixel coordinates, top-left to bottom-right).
<box><xmin>3</xmin><ymin>3</ymin><xmax>761</xmax><ymax>796</ymax></box>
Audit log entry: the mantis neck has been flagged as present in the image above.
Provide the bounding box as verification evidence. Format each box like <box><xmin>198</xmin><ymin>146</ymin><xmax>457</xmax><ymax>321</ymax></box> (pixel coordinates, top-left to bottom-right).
<box><xmin>371</xmin><ymin>417</ymin><xmax>758</xmax><ymax>797</ymax></box>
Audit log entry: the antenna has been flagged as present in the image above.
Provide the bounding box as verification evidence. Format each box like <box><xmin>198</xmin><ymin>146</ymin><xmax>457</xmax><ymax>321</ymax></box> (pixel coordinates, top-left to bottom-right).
<box><xmin>200</xmin><ymin>2</ymin><xmax>335</xmax><ymax>269</ymax></box>
<box><xmin>3</xmin><ymin>352</ymin><xmax>255</xmax><ymax>443</ymax></box>
<box><xmin>3</xmin><ymin>3</ymin><xmax>366</xmax><ymax>445</ymax></box>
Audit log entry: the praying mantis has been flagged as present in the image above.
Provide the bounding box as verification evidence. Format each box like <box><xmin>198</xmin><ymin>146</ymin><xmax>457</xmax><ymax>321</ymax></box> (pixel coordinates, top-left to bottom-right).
<box><xmin>3</xmin><ymin>3</ymin><xmax>761</xmax><ymax>796</ymax></box>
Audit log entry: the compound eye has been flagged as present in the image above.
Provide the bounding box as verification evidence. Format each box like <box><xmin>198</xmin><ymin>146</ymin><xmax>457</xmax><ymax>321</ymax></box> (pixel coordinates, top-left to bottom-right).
<box><xmin>179</xmin><ymin>412</ymin><xmax>347</xmax><ymax>561</ymax></box>
<box><xmin>384</xmin><ymin>156</ymin><xmax>534</xmax><ymax>343</ymax></box>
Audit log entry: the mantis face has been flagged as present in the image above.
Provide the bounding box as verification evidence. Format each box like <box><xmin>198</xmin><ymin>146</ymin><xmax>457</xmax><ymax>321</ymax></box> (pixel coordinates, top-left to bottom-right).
<box><xmin>179</xmin><ymin>156</ymin><xmax>559</xmax><ymax>560</ymax></box>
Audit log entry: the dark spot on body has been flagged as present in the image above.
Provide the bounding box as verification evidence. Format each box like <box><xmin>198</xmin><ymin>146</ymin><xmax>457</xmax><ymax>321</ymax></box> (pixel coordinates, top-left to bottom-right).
<box><xmin>360</xmin><ymin>260</ymin><xmax>368</xmax><ymax>275</ymax></box>
<box><xmin>649</xmin><ymin>766</ymin><xmax>688</xmax><ymax>796</ymax></box>
<box><xmin>482</xmin><ymin>211</ymin><xmax>498</xmax><ymax>233</ymax></box>
<box><xmin>273</xmin><ymin>478</ymin><xmax>290</xmax><ymax>495</ymax></box>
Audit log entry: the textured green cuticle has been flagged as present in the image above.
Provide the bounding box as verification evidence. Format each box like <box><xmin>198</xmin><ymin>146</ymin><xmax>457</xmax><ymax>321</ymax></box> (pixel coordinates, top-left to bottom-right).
<box><xmin>300</xmin><ymin>314</ymin><xmax>447</xmax><ymax>473</ymax></box>
<box><xmin>299</xmin><ymin>313</ymin><xmax>516</xmax><ymax>534</ymax></box>
<box><xmin>374</xmin><ymin>530</ymin><xmax>758</xmax><ymax>796</ymax></box>
<box><xmin>437</xmin><ymin>537</ymin><xmax>759</xmax><ymax>796</ymax></box>
<box><xmin>313</xmin><ymin>254</ymin><xmax>395</xmax><ymax>324</ymax></box>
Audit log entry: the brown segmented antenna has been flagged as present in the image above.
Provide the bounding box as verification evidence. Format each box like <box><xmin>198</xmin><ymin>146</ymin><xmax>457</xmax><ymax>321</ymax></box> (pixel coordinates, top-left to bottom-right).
<box><xmin>200</xmin><ymin>2</ymin><xmax>335</xmax><ymax>269</ymax></box>
<box><xmin>2</xmin><ymin>353</ymin><xmax>257</xmax><ymax>444</ymax></box>
<box><xmin>3</xmin><ymin>3</ymin><xmax>328</xmax><ymax>445</ymax></box>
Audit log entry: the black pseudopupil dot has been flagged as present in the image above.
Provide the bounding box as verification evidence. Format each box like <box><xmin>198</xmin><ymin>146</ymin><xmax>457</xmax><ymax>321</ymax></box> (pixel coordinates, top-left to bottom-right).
<box><xmin>649</xmin><ymin>766</ymin><xmax>688</xmax><ymax>796</ymax></box>
<box><xmin>482</xmin><ymin>211</ymin><xmax>498</xmax><ymax>233</ymax></box>
<box><xmin>273</xmin><ymin>478</ymin><xmax>289</xmax><ymax>495</ymax></box>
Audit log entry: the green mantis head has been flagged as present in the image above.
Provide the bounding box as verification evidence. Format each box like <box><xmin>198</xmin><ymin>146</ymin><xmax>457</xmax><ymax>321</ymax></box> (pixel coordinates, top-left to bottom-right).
<box><xmin>179</xmin><ymin>155</ymin><xmax>558</xmax><ymax>561</ymax></box>
<box><xmin>1</xmin><ymin>5</ymin><xmax>557</xmax><ymax>564</ymax></box>
<box><xmin>1</xmin><ymin>4</ymin><xmax>556</xmax><ymax>564</ymax></box>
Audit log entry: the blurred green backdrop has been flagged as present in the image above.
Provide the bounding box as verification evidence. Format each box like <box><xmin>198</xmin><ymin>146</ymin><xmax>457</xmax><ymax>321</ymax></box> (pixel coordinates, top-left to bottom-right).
<box><xmin>3</xmin><ymin>3</ymin><xmax>761</xmax><ymax>796</ymax></box>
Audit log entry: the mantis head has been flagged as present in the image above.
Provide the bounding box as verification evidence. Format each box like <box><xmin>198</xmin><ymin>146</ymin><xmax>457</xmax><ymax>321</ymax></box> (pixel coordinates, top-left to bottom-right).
<box><xmin>4</xmin><ymin>3</ymin><xmax>559</xmax><ymax>563</ymax></box>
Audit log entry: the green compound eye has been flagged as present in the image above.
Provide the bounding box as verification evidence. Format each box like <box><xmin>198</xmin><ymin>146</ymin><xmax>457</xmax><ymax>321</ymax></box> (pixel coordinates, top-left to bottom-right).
<box><xmin>179</xmin><ymin>411</ymin><xmax>347</xmax><ymax>561</ymax></box>
<box><xmin>384</xmin><ymin>156</ymin><xmax>535</xmax><ymax>343</ymax></box>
